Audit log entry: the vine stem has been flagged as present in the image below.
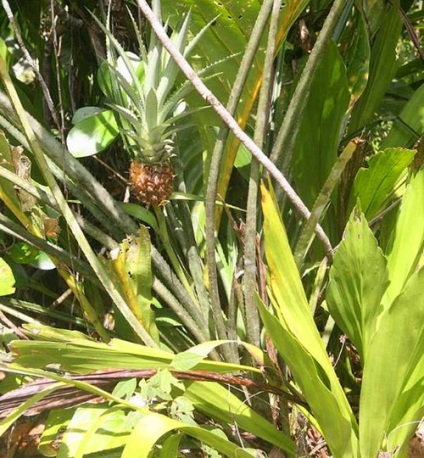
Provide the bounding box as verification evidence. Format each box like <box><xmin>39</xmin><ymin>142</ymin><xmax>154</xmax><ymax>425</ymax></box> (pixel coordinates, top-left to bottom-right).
<box><xmin>136</xmin><ymin>0</ymin><xmax>333</xmax><ymax>260</ymax></box>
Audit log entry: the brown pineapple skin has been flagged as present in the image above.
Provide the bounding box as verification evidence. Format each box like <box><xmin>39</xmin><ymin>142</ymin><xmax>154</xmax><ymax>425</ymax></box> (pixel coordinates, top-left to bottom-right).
<box><xmin>129</xmin><ymin>160</ymin><xmax>174</xmax><ymax>207</ymax></box>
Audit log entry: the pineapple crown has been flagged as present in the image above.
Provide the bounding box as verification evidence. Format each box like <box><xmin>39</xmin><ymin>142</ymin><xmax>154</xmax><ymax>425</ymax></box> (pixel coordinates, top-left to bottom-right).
<box><xmin>92</xmin><ymin>7</ymin><xmax>211</xmax><ymax>164</ymax></box>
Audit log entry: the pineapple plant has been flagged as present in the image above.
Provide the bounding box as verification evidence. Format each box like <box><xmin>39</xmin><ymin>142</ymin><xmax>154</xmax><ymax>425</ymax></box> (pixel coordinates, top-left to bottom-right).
<box><xmin>97</xmin><ymin>6</ymin><xmax>214</xmax><ymax>207</ymax></box>
<box><xmin>68</xmin><ymin>6</ymin><xmax>212</xmax><ymax>206</ymax></box>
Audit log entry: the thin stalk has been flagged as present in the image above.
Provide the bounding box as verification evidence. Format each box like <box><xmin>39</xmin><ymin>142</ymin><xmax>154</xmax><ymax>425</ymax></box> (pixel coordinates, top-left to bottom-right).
<box><xmin>0</xmin><ymin>57</ymin><xmax>158</xmax><ymax>348</ymax></box>
<box><xmin>154</xmin><ymin>208</ymin><xmax>209</xmax><ymax>333</ymax></box>
<box><xmin>176</xmin><ymin>200</ymin><xmax>211</xmax><ymax>325</ymax></box>
<box><xmin>293</xmin><ymin>139</ymin><xmax>357</xmax><ymax>266</ymax></box>
<box><xmin>154</xmin><ymin>207</ymin><xmax>196</xmax><ymax>303</ymax></box>
<box><xmin>136</xmin><ymin>0</ymin><xmax>333</xmax><ymax>261</ymax></box>
<box><xmin>244</xmin><ymin>0</ymin><xmax>282</xmax><ymax>348</ymax></box>
<box><xmin>206</xmin><ymin>0</ymin><xmax>275</xmax><ymax>360</ymax></box>
<box><xmin>270</xmin><ymin>0</ymin><xmax>348</xmax><ymax>173</ymax></box>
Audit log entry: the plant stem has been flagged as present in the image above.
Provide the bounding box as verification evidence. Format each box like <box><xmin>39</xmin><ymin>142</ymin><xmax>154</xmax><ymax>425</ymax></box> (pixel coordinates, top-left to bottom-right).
<box><xmin>293</xmin><ymin>139</ymin><xmax>357</xmax><ymax>266</ymax></box>
<box><xmin>244</xmin><ymin>0</ymin><xmax>282</xmax><ymax>348</ymax></box>
<box><xmin>136</xmin><ymin>0</ymin><xmax>333</xmax><ymax>260</ymax></box>
<box><xmin>270</xmin><ymin>0</ymin><xmax>348</xmax><ymax>173</ymax></box>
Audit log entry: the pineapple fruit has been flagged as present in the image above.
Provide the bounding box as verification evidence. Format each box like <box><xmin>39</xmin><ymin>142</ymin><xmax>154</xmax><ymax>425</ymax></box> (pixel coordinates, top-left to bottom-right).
<box><xmin>129</xmin><ymin>161</ymin><xmax>174</xmax><ymax>207</ymax></box>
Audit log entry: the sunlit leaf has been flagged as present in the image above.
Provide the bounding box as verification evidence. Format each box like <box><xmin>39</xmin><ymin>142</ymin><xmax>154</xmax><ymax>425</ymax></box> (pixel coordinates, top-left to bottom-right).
<box><xmin>67</xmin><ymin>109</ymin><xmax>119</xmax><ymax>158</ymax></box>
<box><xmin>0</xmin><ymin>257</ymin><xmax>15</xmax><ymax>296</ymax></box>
<box><xmin>326</xmin><ymin>208</ymin><xmax>389</xmax><ymax>362</ymax></box>
<box><xmin>347</xmin><ymin>148</ymin><xmax>416</xmax><ymax>220</ymax></box>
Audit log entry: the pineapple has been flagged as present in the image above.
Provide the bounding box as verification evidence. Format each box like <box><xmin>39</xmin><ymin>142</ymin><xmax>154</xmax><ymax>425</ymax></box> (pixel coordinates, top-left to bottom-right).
<box><xmin>98</xmin><ymin>8</ymin><xmax>203</xmax><ymax>207</ymax></box>
<box><xmin>129</xmin><ymin>161</ymin><xmax>174</xmax><ymax>207</ymax></box>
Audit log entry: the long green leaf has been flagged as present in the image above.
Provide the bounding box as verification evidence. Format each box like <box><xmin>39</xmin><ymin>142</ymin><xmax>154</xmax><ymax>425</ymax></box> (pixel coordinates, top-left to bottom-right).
<box><xmin>348</xmin><ymin>4</ymin><xmax>402</xmax><ymax>133</ymax></box>
<box><xmin>183</xmin><ymin>380</ymin><xmax>296</xmax><ymax>454</ymax></box>
<box><xmin>326</xmin><ymin>208</ymin><xmax>389</xmax><ymax>361</ymax></box>
<box><xmin>260</xmin><ymin>183</ymin><xmax>358</xmax><ymax>457</ymax></box>
<box><xmin>359</xmin><ymin>267</ymin><xmax>424</xmax><ymax>458</ymax></box>
<box><xmin>122</xmin><ymin>412</ymin><xmax>254</xmax><ymax>458</ymax></box>
<box><xmin>383</xmin><ymin>168</ymin><xmax>424</xmax><ymax>307</ymax></box>
<box><xmin>292</xmin><ymin>40</ymin><xmax>350</xmax><ymax>210</ymax></box>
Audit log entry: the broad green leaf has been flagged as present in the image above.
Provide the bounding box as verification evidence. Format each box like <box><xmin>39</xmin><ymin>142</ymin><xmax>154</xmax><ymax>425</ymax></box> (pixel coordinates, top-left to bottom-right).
<box><xmin>292</xmin><ymin>40</ymin><xmax>350</xmax><ymax>209</ymax></box>
<box><xmin>382</xmin><ymin>82</ymin><xmax>424</xmax><ymax>148</ymax></box>
<box><xmin>183</xmin><ymin>380</ymin><xmax>296</xmax><ymax>454</ymax></box>
<box><xmin>348</xmin><ymin>5</ymin><xmax>403</xmax><ymax>133</ymax></box>
<box><xmin>0</xmin><ymin>257</ymin><xmax>15</xmax><ymax>296</ymax></box>
<box><xmin>9</xmin><ymin>242</ymin><xmax>39</xmax><ymax>264</ymax></box>
<box><xmin>260</xmin><ymin>183</ymin><xmax>358</xmax><ymax>457</ymax></box>
<box><xmin>257</xmin><ymin>299</ymin><xmax>357</xmax><ymax>458</ymax></box>
<box><xmin>57</xmin><ymin>405</ymin><xmax>130</xmax><ymax>458</ymax></box>
<box><xmin>347</xmin><ymin>148</ymin><xmax>416</xmax><ymax>220</ymax></box>
<box><xmin>122</xmin><ymin>412</ymin><xmax>254</xmax><ymax>458</ymax></box>
<box><xmin>359</xmin><ymin>267</ymin><xmax>424</xmax><ymax>458</ymax></box>
<box><xmin>326</xmin><ymin>208</ymin><xmax>389</xmax><ymax>361</ymax></box>
<box><xmin>71</xmin><ymin>106</ymin><xmax>106</xmax><ymax>124</ymax></box>
<box><xmin>383</xmin><ymin>168</ymin><xmax>424</xmax><ymax>307</ymax></box>
<box><xmin>66</xmin><ymin>109</ymin><xmax>119</xmax><ymax>158</ymax></box>
<box><xmin>384</xmin><ymin>354</ymin><xmax>424</xmax><ymax>456</ymax></box>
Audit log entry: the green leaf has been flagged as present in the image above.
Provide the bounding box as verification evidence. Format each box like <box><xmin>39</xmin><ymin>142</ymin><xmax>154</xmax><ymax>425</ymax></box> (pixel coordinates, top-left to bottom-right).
<box><xmin>38</xmin><ymin>409</ymin><xmax>74</xmax><ymax>457</ymax></box>
<box><xmin>122</xmin><ymin>411</ymin><xmax>254</xmax><ymax>458</ymax></box>
<box><xmin>119</xmin><ymin>202</ymin><xmax>159</xmax><ymax>232</ymax></box>
<box><xmin>359</xmin><ymin>267</ymin><xmax>424</xmax><ymax>458</ymax></box>
<box><xmin>66</xmin><ymin>110</ymin><xmax>119</xmax><ymax>158</ymax></box>
<box><xmin>260</xmin><ymin>183</ymin><xmax>358</xmax><ymax>457</ymax></box>
<box><xmin>383</xmin><ymin>168</ymin><xmax>424</xmax><ymax>307</ymax></box>
<box><xmin>348</xmin><ymin>5</ymin><xmax>403</xmax><ymax>132</ymax></box>
<box><xmin>382</xmin><ymin>82</ymin><xmax>424</xmax><ymax>148</ymax></box>
<box><xmin>183</xmin><ymin>380</ymin><xmax>296</xmax><ymax>454</ymax></box>
<box><xmin>292</xmin><ymin>40</ymin><xmax>350</xmax><ymax>209</ymax></box>
<box><xmin>10</xmin><ymin>326</ymin><xmax>258</xmax><ymax>375</ymax></box>
<box><xmin>347</xmin><ymin>148</ymin><xmax>416</xmax><ymax>220</ymax></box>
<box><xmin>342</xmin><ymin>10</ymin><xmax>370</xmax><ymax>106</ymax></box>
<box><xmin>57</xmin><ymin>405</ymin><xmax>130</xmax><ymax>458</ymax></box>
<box><xmin>256</xmin><ymin>299</ymin><xmax>356</xmax><ymax>457</ymax></box>
<box><xmin>326</xmin><ymin>208</ymin><xmax>389</xmax><ymax>361</ymax></box>
<box><xmin>71</xmin><ymin>106</ymin><xmax>106</xmax><ymax>124</ymax></box>
<box><xmin>0</xmin><ymin>257</ymin><xmax>15</xmax><ymax>296</ymax></box>
<box><xmin>9</xmin><ymin>242</ymin><xmax>39</xmax><ymax>264</ymax></box>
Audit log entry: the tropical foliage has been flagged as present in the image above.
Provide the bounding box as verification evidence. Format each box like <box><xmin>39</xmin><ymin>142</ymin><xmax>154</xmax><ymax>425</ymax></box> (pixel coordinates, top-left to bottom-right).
<box><xmin>0</xmin><ymin>0</ymin><xmax>423</xmax><ymax>457</ymax></box>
